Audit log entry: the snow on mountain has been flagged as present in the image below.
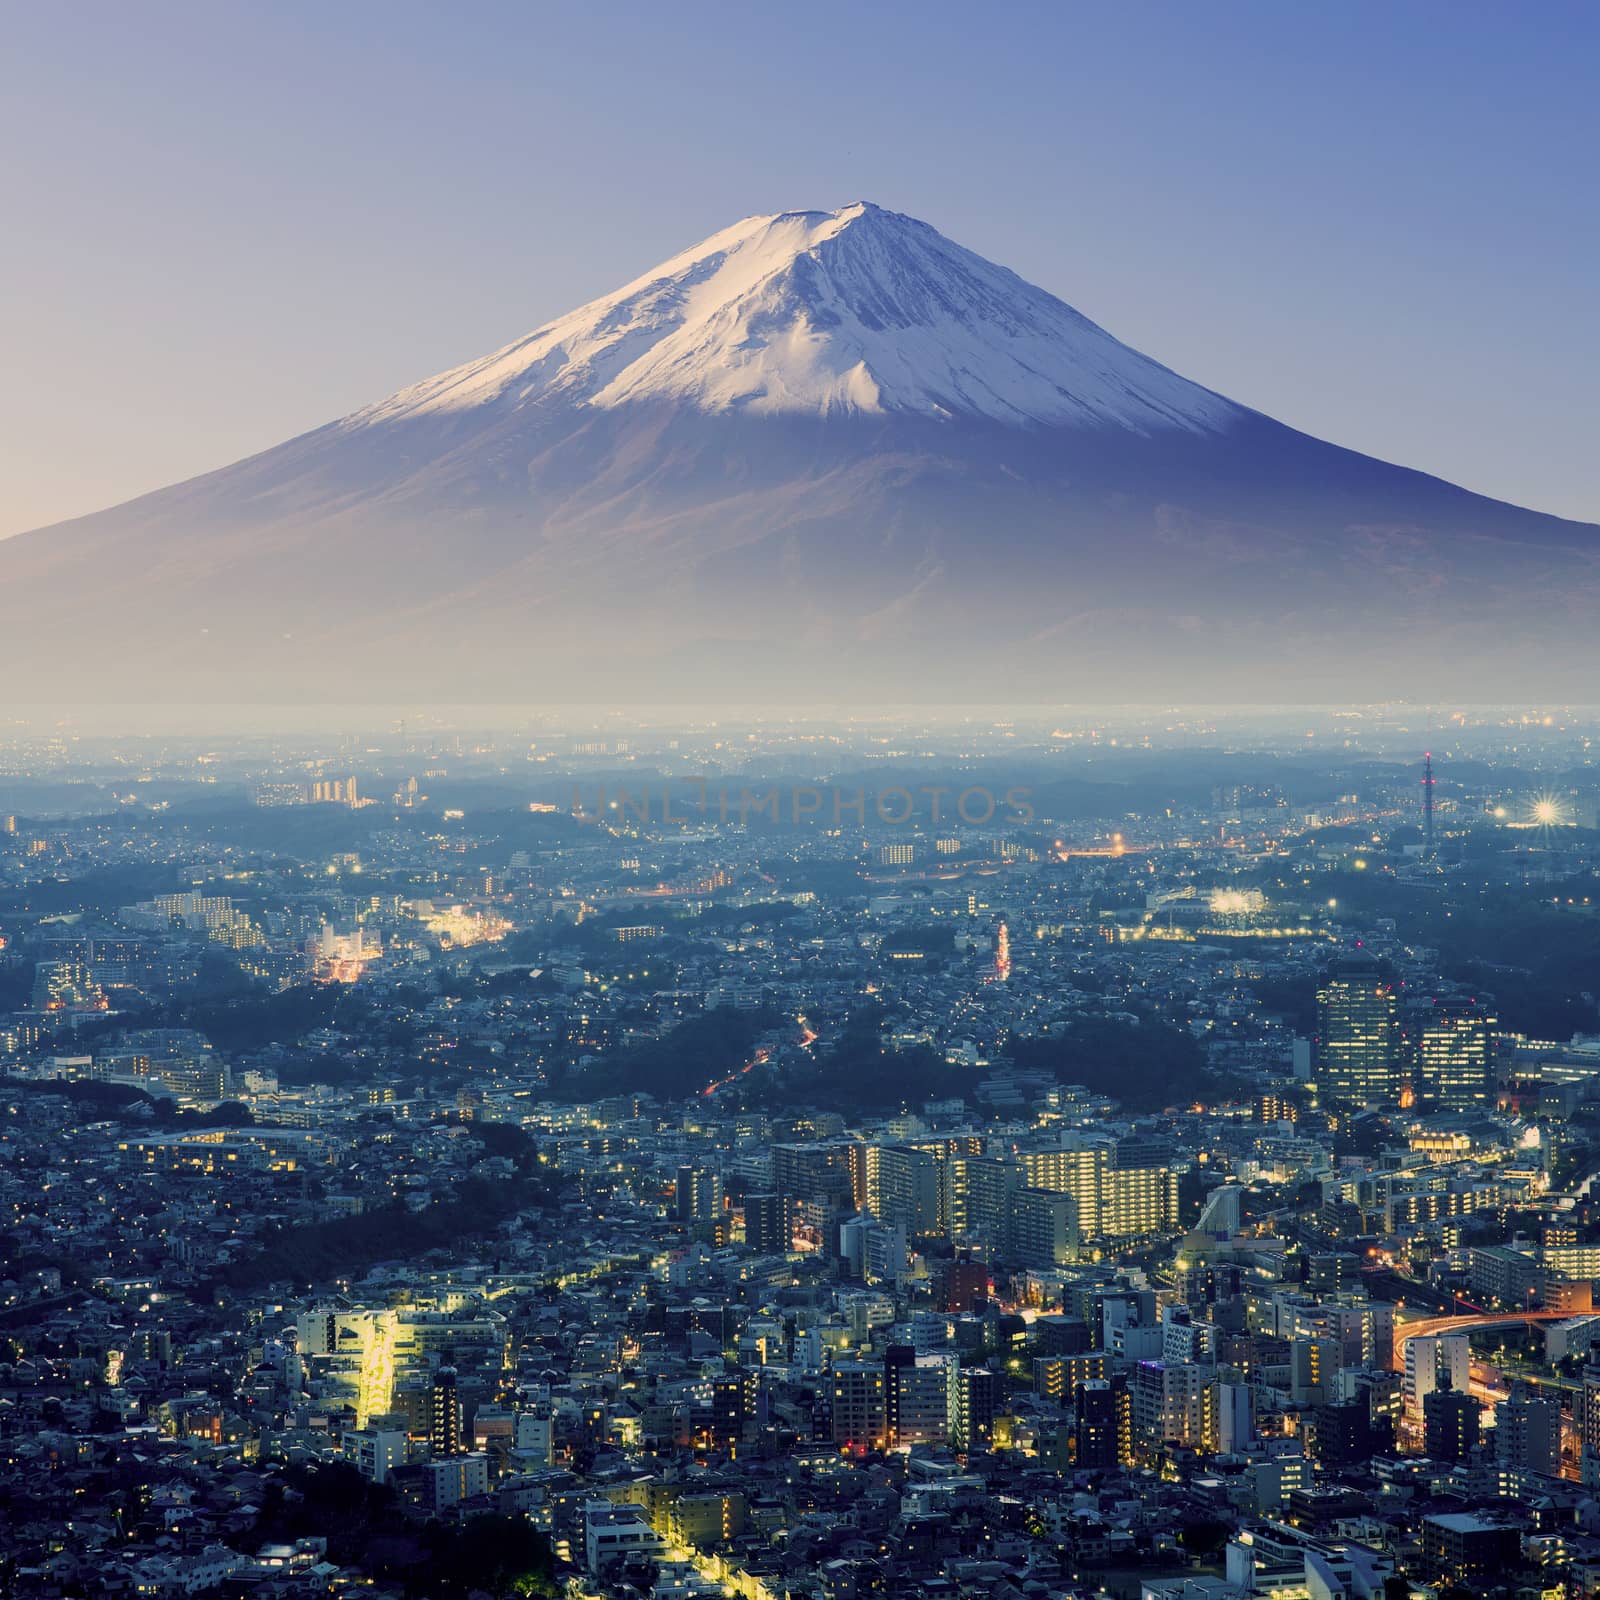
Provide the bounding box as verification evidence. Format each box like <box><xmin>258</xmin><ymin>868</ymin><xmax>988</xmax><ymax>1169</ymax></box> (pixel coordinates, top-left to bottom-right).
<box><xmin>2</xmin><ymin>199</ymin><xmax>1596</xmax><ymax>704</ymax></box>
<box><xmin>350</xmin><ymin>202</ymin><xmax>1240</xmax><ymax>433</ymax></box>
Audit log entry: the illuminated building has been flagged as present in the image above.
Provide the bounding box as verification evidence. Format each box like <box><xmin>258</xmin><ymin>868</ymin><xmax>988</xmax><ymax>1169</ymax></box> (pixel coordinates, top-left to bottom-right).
<box><xmin>865</xmin><ymin>1143</ymin><xmax>946</xmax><ymax>1236</ymax></box>
<box><xmin>1418</xmin><ymin>998</ymin><xmax>1496</xmax><ymax>1110</ymax></box>
<box><xmin>700</xmin><ymin>1370</ymin><xmax>758</xmax><ymax>1452</ymax></box>
<box><xmin>1422</xmin><ymin>1377</ymin><xmax>1481</xmax><ymax>1463</ymax></box>
<box><xmin>1074</xmin><ymin>1375</ymin><xmax>1133</xmax><ymax>1468</ymax></box>
<box><xmin>662</xmin><ymin>1490</ymin><xmax>747</xmax><ymax>1548</ymax></box>
<box><xmin>311</xmin><ymin>923</ymin><xmax>381</xmax><ymax>983</ymax></box>
<box><xmin>1010</xmin><ymin>1186</ymin><xmax>1079</xmax><ymax>1266</ymax></box>
<box><xmin>344</xmin><ymin>1427</ymin><xmax>407</xmax><ymax>1485</ymax></box>
<box><xmin>1034</xmin><ymin>1349</ymin><xmax>1107</xmax><ymax>1404</ymax></box>
<box><xmin>1405</xmin><ymin>1333</ymin><xmax>1470</xmax><ymax>1420</ymax></box>
<box><xmin>1496</xmin><ymin>1386</ymin><xmax>1559</xmax><ymax>1476</ymax></box>
<box><xmin>430</xmin><ymin>1365</ymin><xmax>463</xmax><ymax>1456</ymax></box>
<box><xmin>1421</xmin><ymin>1515</ymin><xmax>1521</xmax><ymax>1585</ymax></box>
<box><xmin>30</xmin><ymin>960</ymin><xmax>109</xmax><ymax>1014</ymax></box>
<box><xmin>1019</xmin><ymin>1145</ymin><xmax>1109</xmax><ymax>1238</ymax></box>
<box><xmin>953</xmin><ymin>1366</ymin><xmax>1000</xmax><ymax>1451</ymax></box>
<box><xmin>675</xmin><ymin>1164</ymin><xmax>723</xmax><ymax>1223</ymax></box>
<box><xmin>889</xmin><ymin>1351</ymin><xmax>956</xmax><ymax>1446</ymax></box>
<box><xmin>830</xmin><ymin>1361</ymin><xmax>888</xmax><ymax>1449</ymax></box>
<box><xmin>933</xmin><ymin>1252</ymin><xmax>990</xmax><ymax>1313</ymax></box>
<box><xmin>994</xmin><ymin>920</ymin><xmax>1011</xmax><ymax>981</ymax></box>
<box><xmin>426</xmin><ymin>1452</ymin><xmax>489</xmax><ymax>1511</ymax></box>
<box><xmin>1316</xmin><ymin>958</ymin><xmax>1404</xmax><ymax>1105</ymax></box>
<box><xmin>744</xmin><ymin>1192</ymin><xmax>787</xmax><ymax>1254</ymax></box>
<box><xmin>310</xmin><ymin>776</ymin><xmax>359</xmax><ymax>805</ymax></box>
<box><xmin>1255</xmin><ymin>1092</ymin><xmax>1298</xmax><ymax>1124</ymax></box>
<box><xmin>1130</xmin><ymin>1360</ymin><xmax>1214</xmax><ymax>1451</ymax></box>
<box><xmin>1102</xmin><ymin>1161</ymin><xmax>1180</xmax><ymax>1240</ymax></box>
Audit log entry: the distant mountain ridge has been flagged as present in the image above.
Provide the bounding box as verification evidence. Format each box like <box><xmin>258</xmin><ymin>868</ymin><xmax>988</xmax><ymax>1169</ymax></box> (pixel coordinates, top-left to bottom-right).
<box><xmin>3</xmin><ymin>201</ymin><xmax>1596</xmax><ymax>703</ymax></box>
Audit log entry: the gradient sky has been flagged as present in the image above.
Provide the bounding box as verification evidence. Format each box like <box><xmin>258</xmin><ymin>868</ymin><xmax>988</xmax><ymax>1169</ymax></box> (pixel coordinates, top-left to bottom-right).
<box><xmin>4</xmin><ymin>0</ymin><xmax>1596</xmax><ymax>539</ymax></box>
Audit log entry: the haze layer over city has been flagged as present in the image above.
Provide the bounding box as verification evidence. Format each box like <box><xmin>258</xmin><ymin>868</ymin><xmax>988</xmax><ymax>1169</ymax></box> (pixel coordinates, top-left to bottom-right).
<box><xmin>4</xmin><ymin>6</ymin><xmax>1599</xmax><ymax>1600</ymax></box>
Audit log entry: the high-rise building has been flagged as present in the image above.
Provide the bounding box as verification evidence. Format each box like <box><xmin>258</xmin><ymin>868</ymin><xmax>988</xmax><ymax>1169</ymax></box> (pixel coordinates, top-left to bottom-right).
<box><xmin>953</xmin><ymin>1366</ymin><xmax>1001</xmax><ymax>1452</ymax></box>
<box><xmin>430</xmin><ymin>1366</ymin><xmax>462</xmax><ymax>1457</ymax></box>
<box><xmin>1131</xmin><ymin>1361</ymin><xmax>1216</xmax><ymax>1452</ymax></box>
<box><xmin>830</xmin><ymin>1361</ymin><xmax>888</xmax><ymax>1450</ymax></box>
<box><xmin>933</xmin><ymin>1252</ymin><xmax>991</xmax><ymax>1313</ymax></box>
<box><xmin>1423</xmin><ymin>1377</ymin><xmax>1482</xmax><ymax>1462</ymax></box>
<box><xmin>1316</xmin><ymin>959</ymin><xmax>1404</xmax><ymax>1105</ymax></box>
<box><xmin>890</xmin><ymin>1352</ymin><xmax>956</xmax><ymax>1447</ymax></box>
<box><xmin>1496</xmin><ymin>1386</ymin><xmax>1560</xmax><ymax>1476</ymax></box>
<box><xmin>948</xmin><ymin>1153</ymin><xmax>1020</xmax><ymax>1251</ymax></box>
<box><xmin>1074</xmin><ymin>1375</ymin><xmax>1133</xmax><ymax>1468</ymax></box>
<box><xmin>703</xmin><ymin>1370</ymin><xmax>758</xmax><ymax>1452</ymax></box>
<box><xmin>675</xmin><ymin>1165</ymin><xmax>723</xmax><ymax>1223</ymax></box>
<box><xmin>1010</xmin><ymin>1187</ymin><xmax>1078</xmax><ymax>1267</ymax></box>
<box><xmin>1418</xmin><ymin>999</ymin><xmax>1496</xmax><ymax>1110</ymax></box>
<box><xmin>1580</xmin><ymin>1363</ymin><xmax>1600</xmax><ymax>1464</ymax></box>
<box><xmin>1020</xmin><ymin>1145</ymin><xmax>1109</xmax><ymax>1237</ymax></box>
<box><xmin>866</xmin><ymin>1144</ymin><xmax>946</xmax><ymax>1236</ymax></box>
<box><xmin>1406</xmin><ymin>1333</ymin><xmax>1471</xmax><ymax>1420</ymax></box>
<box><xmin>744</xmin><ymin>1192</ymin><xmax>787</xmax><ymax>1254</ymax></box>
<box><xmin>1102</xmin><ymin>1162</ymin><xmax>1180</xmax><ymax>1240</ymax></box>
<box><xmin>1034</xmin><ymin>1350</ymin><xmax>1108</xmax><ymax>1405</ymax></box>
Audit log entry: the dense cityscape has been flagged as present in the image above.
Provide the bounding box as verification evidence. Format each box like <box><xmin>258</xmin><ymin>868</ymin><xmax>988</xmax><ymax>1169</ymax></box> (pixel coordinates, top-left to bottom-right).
<box><xmin>3</xmin><ymin>709</ymin><xmax>1600</xmax><ymax>1599</ymax></box>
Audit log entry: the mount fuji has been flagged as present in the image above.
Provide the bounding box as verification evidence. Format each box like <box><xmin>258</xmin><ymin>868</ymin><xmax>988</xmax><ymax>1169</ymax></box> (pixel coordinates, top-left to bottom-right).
<box><xmin>4</xmin><ymin>201</ymin><xmax>1595</xmax><ymax>703</ymax></box>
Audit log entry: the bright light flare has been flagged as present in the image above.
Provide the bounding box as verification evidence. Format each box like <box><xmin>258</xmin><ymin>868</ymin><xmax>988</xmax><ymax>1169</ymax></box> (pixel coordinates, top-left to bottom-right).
<box><xmin>1531</xmin><ymin>795</ymin><xmax>1565</xmax><ymax>826</ymax></box>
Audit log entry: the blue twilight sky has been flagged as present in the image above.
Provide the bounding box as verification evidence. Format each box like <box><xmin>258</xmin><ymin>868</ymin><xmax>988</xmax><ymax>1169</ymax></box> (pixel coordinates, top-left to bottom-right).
<box><xmin>3</xmin><ymin>0</ymin><xmax>1596</xmax><ymax>539</ymax></box>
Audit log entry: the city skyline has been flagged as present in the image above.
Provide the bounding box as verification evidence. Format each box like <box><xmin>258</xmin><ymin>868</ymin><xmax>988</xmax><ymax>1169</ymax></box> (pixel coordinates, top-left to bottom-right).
<box><xmin>4</xmin><ymin>12</ymin><xmax>1598</xmax><ymax>1595</ymax></box>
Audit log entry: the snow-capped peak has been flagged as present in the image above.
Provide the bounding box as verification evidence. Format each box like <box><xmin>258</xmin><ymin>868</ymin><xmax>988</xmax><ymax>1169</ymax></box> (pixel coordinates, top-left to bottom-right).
<box><xmin>351</xmin><ymin>202</ymin><xmax>1240</xmax><ymax>433</ymax></box>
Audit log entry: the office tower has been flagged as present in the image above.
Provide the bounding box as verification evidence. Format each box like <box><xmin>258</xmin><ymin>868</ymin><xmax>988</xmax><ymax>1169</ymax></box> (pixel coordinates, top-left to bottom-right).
<box><xmin>1074</xmin><ymin>1376</ymin><xmax>1133</xmax><ymax>1469</ymax></box>
<box><xmin>1418</xmin><ymin>999</ymin><xmax>1496</xmax><ymax>1110</ymax></box>
<box><xmin>1423</xmin><ymin>1376</ymin><xmax>1482</xmax><ymax>1462</ymax></box>
<box><xmin>430</xmin><ymin>1366</ymin><xmax>462</xmax><ymax>1457</ymax></box>
<box><xmin>744</xmin><ymin>1192</ymin><xmax>787</xmax><ymax>1254</ymax></box>
<box><xmin>1496</xmin><ymin>1386</ymin><xmax>1560</xmax><ymax>1477</ymax></box>
<box><xmin>1316</xmin><ymin>958</ymin><xmax>1403</xmax><ymax>1105</ymax></box>
<box><xmin>675</xmin><ymin>1165</ymin><xmax>723</xmax><ymax>1223</ymax></box>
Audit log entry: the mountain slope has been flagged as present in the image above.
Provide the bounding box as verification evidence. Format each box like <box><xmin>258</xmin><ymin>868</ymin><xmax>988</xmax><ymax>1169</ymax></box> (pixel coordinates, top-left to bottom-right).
<box><xmin>3</xmin><ymin>202</ymin><xmax>1596</xmax><ymax>703</ymax></box>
